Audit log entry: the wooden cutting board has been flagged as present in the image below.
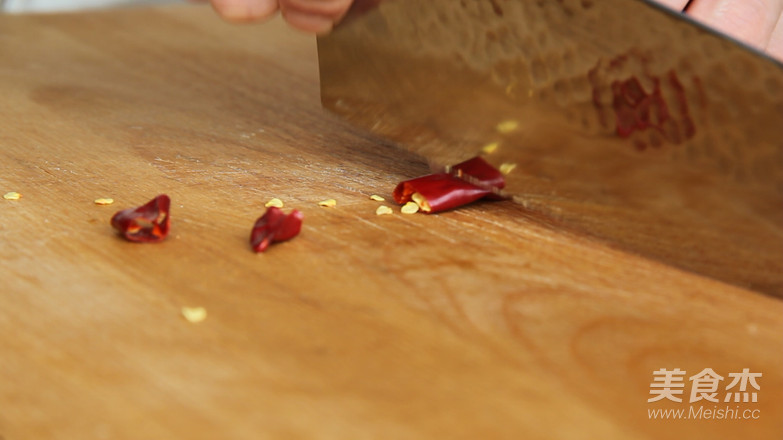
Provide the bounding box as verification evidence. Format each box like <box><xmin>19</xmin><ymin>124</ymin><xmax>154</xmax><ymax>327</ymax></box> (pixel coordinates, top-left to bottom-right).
<box><xmin>0</xmin><ymin>5</ymin><xmax>781</xmax><ymax>439</ymax></box>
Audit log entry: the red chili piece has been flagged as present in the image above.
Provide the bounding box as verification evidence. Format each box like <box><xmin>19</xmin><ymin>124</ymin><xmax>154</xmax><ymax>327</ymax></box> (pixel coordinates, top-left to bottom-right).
<box><xmin>611</xmin><ymin>76</ymin><xmax>670</xmax><ymax>138</ymax></box>
<box><xmin>250</xmin><ymin>207</ymin><xmax>304</xmax><ymax>253</ymax></box>
<box><xmin>451</xmin><ymin>156</ymin><xmax>506</xmax><ymax>191</ymax></box>
<box><xmin>110</xmin><ymin>194</ymin><xmax>171</xmax><ymax>243</ymax></box>
<box><xmin>393</xmin><ymin>157</ymin><xmax>505</xmax><ymax>214</ymax></box>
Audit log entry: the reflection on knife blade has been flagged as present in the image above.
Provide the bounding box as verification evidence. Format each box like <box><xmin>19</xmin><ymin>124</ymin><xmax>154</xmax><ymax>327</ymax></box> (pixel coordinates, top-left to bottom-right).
<box><xmin>318</xmin><ymin>0</ymin><xmax>783</xmax><ymax>296</ymax></box>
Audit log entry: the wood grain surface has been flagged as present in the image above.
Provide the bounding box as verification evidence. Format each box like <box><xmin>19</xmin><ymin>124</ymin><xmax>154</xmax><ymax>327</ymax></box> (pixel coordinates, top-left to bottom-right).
<box><xmin>0</xmin><ymin>6</ymin><xmax>781</xmax><ymax>440</ymax></box>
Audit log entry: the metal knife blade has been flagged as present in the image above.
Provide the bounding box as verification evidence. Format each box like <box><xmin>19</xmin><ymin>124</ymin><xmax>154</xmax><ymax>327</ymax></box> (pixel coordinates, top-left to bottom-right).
<box><xmin>317</xmin><ymin>0</ymin><xmax>783</xmax><ymax>296</ymax></box>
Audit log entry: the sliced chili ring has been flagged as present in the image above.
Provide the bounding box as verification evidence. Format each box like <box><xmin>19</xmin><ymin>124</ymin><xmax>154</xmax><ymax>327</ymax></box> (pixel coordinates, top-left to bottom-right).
<box><xmin>250</xmin><ymin>206</ymin><xmax>304</xmax><ymax>253</ymax></box>
<box><xmin>449</xmin><ymin>156</ymin><xmax>506</xmax><ymax>191</ymax></box>
<box><xmin>393</xmin><ymin>173</ymin><xmax>491</xmax><ymax>213</ymax></box>
<box><xmin>110</xmin><ymin>194</ymin><xmax>171</xmax><ymax>243</ymax></box>
<box><xmin>393</xmin><ymin>156</ymin><xmax>506</xmax><ymax>214</ymax></box>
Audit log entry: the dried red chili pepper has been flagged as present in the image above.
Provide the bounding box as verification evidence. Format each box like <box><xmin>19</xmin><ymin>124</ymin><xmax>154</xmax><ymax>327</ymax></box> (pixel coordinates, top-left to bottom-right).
<box><xmin>250</xmin><ymin>207</ymin><xmax>304</xmax><ymax>253</ymax></box>
<box><xmin>110</xmin><ymin>194</ymin><xmax>171</xmax><ymax>243</ymax></box>
<box><xmin>450</xmin><ymin>156</ymin><xmax>506</xmax><ymax>191</ymax></box>
<box><xmin>393</xmin><ymin>157</ymin><xmax>506</xmax><ymax>214</ymax></box>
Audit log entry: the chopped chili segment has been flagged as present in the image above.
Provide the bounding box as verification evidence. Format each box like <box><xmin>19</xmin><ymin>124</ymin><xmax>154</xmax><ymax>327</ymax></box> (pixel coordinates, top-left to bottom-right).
<box><xmin>393</xmin><ymin>157</ymin><xmax>506</xmax><ymax>214</ymax></box>
<box><xmin>110</xmin><ymin>194</ymin><xmax>171</xmax><ymax>243</ymax></box>
<box><xmin>451</xmin><ymin>156</ymin><xmax>506</xmax><ymax>191</ymax></box>
<box><xmin>250</xmin><ymin>206</ymin><xmax>303</xmax><ymax>253</ymax></box>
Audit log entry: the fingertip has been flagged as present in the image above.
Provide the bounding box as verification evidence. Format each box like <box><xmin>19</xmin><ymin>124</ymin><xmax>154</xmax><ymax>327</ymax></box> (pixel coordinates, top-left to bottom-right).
<box><xmin>687</xmin><ymin>0</ymin><xmax>778</xmax><ymax>49</ymax></box>
<box><xmin>767</xmin><ymin>20</ymin><xmax>783</xmax><ymax>62</ymax></box>
<box><xmin>281</xmin><ymin>0</ymin><xmax>353</xmax><ymax>20</ymax></box>
<box><xmin>211</xmin><ymin>0</ymin><xmax>279</xmax><ymax>23</ymax></box>
<box><xmin>281</xmin><ymin>8</ymin><xmax>335</xmax><ymax>34</ymax></box>
<box><xmin>652</xmin><ymin>0</ymin><xmax>690</xmax><ymax>12</ymax></box>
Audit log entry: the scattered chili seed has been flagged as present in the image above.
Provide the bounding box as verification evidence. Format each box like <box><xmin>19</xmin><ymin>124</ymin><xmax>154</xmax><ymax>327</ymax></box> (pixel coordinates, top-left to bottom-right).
<box><xmin>250</xmin><ymin>206</ymin><xmax>303</xmax><ymax>253</ymax></box>
<box><xmin>481</xmin><ymin>142</ymin><xmax>499</xmax><ymax>154</ymax></box>
<box><xmin>499</xmin><ymin>163</ymin><xmax>518</xmax><ymax>175</ymax></box>
<box><xmin>496</xmin><ymin>120</ymin><xmax>519</xmax><ymax>134</ymax></box>
<box><xmin>393</xmin><ymin>157</ymin><xmax>506</xmax><ymax>214</ymax></box>
<box><xmin>318</xmin><ymin>199</ymin><xmax>337</xmax><ymax>208</ymax></box>
<box><xmin>401</xmin><ymin>201</ymin><xmax>420</xmax><ymax>214</ymax></box>
<box><xmin>110</xmin><ymin>194</ymin><xmax>171</xmax><ymax>243</ymax></box>
<box><xmin>265</xmin><ymin>198</ymin><xmax>284</xmax><ymax>208</ymax></box>
<box><xmin>411</xmin><ymin>192</ymin><xmax>431</xmax><ymax>212</ymax></box>
<box><xmin>181</xmin><ymin>306</ymin><xmax>207</xmax><ymax>323</ymax></box>
<box><xmin>94</xmin><ymin>198</ymin><xmax>114</xmax><ymax>206</ymax></box>
<box><xmin>369</xmin><ymin>194</ymin><xmax>385</xmax><ymax>202</ymax></box>
<box><xmin>3</xmin><ymin>192</ymin><xmax>21</xmax><ymax>200</ymax></box>
<box><xmin>375</xmin><ymin>205</ymin><xmax>393</xmax><ymax>216</ymax></box>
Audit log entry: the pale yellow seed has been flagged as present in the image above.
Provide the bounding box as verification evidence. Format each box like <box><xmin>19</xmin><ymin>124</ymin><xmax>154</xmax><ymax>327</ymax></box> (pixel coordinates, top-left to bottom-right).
<box><xmin>265</xmin><ymin>198</ymin><xmax>284</xmax><ymax>208</ymax></box>
<box><xmin>375</xmin><ymin>205</ymin><xmax>393</xmax><ymax>216</ymax></box>
<box><xmin>181</xmin><ymin>307</ymin><xmax>207</xmax><ymax>323</ymax></box>
<box><xmin>401</xmin><ymin>201</ymin><xmax>420</xmax><ymax>215</ymax></box>
<box><xmin>94</xmin><ymin>198</ymin><xmax>114</xmax><ymax>206</ymax></box>
<box><xmin>496</xmin><ymin>120</ymin><xmax>519</xmax><ymax>134</ymax></box>
<box><xmin>499</xmin><ymin>163</ymin><xmax>518</xmax><ymax>175</ymax></box>
<box><xmin>369</xmin><ymin>194</ymin><xmax>385</xmax><ymax>202</ymax></box>
<box><xmin>3</xmin><ymin>192</ymin><xmax>21</xmax><ymax>200</ymax></box>
<box><xmin>481</xmin><ymin>142</ymin><xmax>499</xmax><ymax>154</ymax></box>
<box><xmin>411</xmin><ymin>192</ymin><xmax>431</xmax><ymax>212</ymax></box>
<box><xmin>318</xmin><ymin>199</ymin><xmax>337</xmax><ymax>208</ymax></box>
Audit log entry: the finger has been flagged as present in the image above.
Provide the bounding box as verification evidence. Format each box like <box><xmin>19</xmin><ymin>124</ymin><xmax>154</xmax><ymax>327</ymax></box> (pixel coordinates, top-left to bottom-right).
<box><xmin>281</xmin><ymin>8</ymin><xmax>336</xmax><ymax>34</ymax></box>
<box><xmin>652</xmin><ymin>0</ymin><xmax>691</xmax><ymax>11</ymax></box>
<box><xmin>687</xmin><ymin>0</ymin><xmax>783</xmax><ymax>49</ymax></box>
<box><xmin>211</xmin><ymin>0</ymin><xmax>279</xmax><ymax>23</ymax></box>
<box><xmin>279</xmin><ymin>0</ymin><xmax>353</xmax><ymax>34</ymax></box>
<box><xmin>281</xmin><ymin>0</ymin><xmax>353</xmax><ymax>19</ymax></box>
<box><xmin>766</xmin><ymin>14</ymin><xmax>783</xmax><ymax>60</ymax></box>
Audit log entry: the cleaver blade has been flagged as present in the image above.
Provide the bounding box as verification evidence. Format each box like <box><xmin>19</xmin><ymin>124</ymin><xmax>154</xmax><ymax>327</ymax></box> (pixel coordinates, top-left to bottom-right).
<box><xmin>317</xmin><ymin>0</ymin><xmax>783</xmax><ymax>296</ymax></box>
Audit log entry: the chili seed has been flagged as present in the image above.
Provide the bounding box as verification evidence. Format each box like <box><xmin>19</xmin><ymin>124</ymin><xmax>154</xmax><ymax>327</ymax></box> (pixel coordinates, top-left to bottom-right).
<box><xmin>496</xmin><ymin>120</ymin><xmax>519</xmax><ymax>134</ymax></box>
<box><xmin>265</xmin><ymin>198</ymin><xmax>284</xmax><ymax>208</ymax></box>
<box><xmin>499</xmin><ymin>163</ymin><xmax>517</xmax><ymax>175</ymax></box>
<box><xmin>481</xmin><ymin>142</ymin><xmax>499</xmax><ymax>154</ymax></box>
<box><xmin>94</xmin><ymin>198</ymin><xmax>114</xmax><ymax>205</ymax></box>
<box><xmin>181</xmin><ymin>306</ymin><xmax>207</xmax><ymax>323</ymax></box>
<box><xmin>411</xmin><ymin>192</ymin><xmax>431</xmax><ymax>212</ymax></box>
<box><xmin>369</xmin><ymin>194</ymin><xmax>385</xmax><ymax>202</ymax></box>
<box><xmin>318</xmin><ymin>199</ymin><xmax>337</xmax><ymax>208</ymax></box>
<box><xmin>376</xmin><ymin>205</ymin><xmax>393</xmax><ymax>216</ymax></box>
<box><xmin>3</xmin><ymin>192</ymin><xmax>21</xmax><ymax>200</ymax></box>
<box><xmin>401</xmin><ymin>201</ymin><xmax>420</xmax><ymax>214</ymax></box>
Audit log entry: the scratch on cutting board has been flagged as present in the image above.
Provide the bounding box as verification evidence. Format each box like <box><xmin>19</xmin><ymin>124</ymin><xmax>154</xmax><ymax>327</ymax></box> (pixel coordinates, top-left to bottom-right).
<box><xmin>352</xmin><ymin>215</ymin><xmax>409</xmax><ymax>241</ymax></box>
<box><xmin>406</xmin><ymin>218</ymin><xmax>459</xmax><ymax>245</ymax></box>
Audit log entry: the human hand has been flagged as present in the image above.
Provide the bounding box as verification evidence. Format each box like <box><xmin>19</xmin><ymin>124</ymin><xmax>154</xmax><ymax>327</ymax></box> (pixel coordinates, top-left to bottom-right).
<box><xmin>210</xmin><ymin>0</ymin><xmax>354</xmax><ymax>34</ymax></box>
<box><xmin>655</xmin><ymin>0</ymin><xmax>782</xmax><ymax>61</ymax></box>
<box><xmin>209</xmin><ymin>0</ymin><xmax>783</xmax><ymax>61</ymax></box>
